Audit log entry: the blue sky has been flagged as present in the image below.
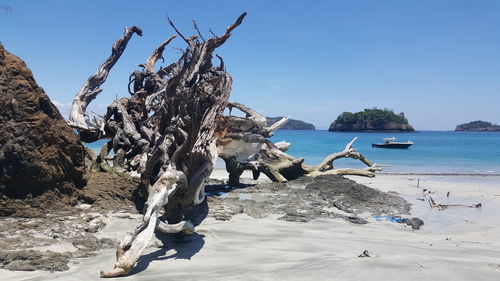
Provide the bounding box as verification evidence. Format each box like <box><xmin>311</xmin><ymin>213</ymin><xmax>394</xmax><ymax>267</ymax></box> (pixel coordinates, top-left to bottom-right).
<box><xmin>1</xmin><ymin>0</ymin><xmax>499</xmax><ymax>130</ymax></box>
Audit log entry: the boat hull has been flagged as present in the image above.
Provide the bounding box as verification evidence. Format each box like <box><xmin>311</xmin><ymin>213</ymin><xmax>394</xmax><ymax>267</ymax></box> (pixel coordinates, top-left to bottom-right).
<box><xmin>372</xmin><ymin>143</ymin><xmax>413</xmax><ymax>149</ymax></box>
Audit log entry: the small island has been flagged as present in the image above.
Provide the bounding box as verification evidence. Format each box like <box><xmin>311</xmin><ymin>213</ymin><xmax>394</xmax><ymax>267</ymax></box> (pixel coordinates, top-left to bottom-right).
<box><xmin>328</xmin><ymin>108</ymin><xmax>415</xmax><ymax>132</ymax></box>
<box><xmin>455</xmin><ymin>120</ymin><xmax>500</xmax><ymax>132</ymax></box>
<box><xmin>267</xmin><ymin>117</ymin><xmax>315</xmax><ymax>130</ymax></box>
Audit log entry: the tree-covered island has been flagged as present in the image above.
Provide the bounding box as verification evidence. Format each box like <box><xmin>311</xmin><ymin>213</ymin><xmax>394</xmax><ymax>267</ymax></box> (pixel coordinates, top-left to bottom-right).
<box><xmin>455</xmin><ymin>121</ymin><xmax>500</xmax><ymax>131</ymax></box>
<box><xmin>329</xmin><ymin>108</ymin><xmax>415</xmax><ymax>132</ymax></box>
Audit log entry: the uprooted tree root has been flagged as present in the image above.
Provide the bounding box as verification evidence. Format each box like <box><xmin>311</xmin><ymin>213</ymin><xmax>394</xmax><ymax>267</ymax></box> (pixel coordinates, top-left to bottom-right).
<box><xmin>69</xmin><ymin>13</ymin><xmax>247</xmax><ymax>277</ymax></box>
<box><xmin>68</xmin><ymin>13</ymin><xmax>384</xmax><ymax>277</ymax></box>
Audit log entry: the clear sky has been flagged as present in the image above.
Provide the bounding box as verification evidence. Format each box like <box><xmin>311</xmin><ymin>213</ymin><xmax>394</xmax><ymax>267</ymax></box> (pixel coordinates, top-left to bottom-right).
<box><xmin>1</xmin><ymin>0</ymin><xmax>499</xmax><ymax>130</ymax></box>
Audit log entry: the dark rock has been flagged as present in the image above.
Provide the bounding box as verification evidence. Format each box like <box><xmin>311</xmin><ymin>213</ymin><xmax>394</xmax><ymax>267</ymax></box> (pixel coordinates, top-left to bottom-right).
<box><xmin>77</xmin><ymin>172</ymin><xmax>140</xmax><ymax>212</ymax></box>
<box><xmin>279</xmin><ymin>211</ymin><xmax>314</xmax><ymax>222</ymax></box>
<box><xmin>84</xmin><ymin>218</ymin><xmax>106</xmax><ymax>233</ymax></box>
<box><xmin>347</xmin><ymin>216</ymin><xmax>368</xmax><ymax>224</ymax></box>
<box><xmin>0</xmin><ymin>44</ymin><xmax>86</xmax><ymax>216</ymax></box>
<box><xmin>206</xmin><ymin>174</ymin><xmax>412</xmax><ymax>224</ymax></box>
<box><xmin>0</xmin><ymin>210</ymin><xmax>122</xmax><ymax>272</ymax></box>
<box><xmin>306</xmin><ymin>175</ymin><xmax>411</xmax><ymax>215</ymax></box>
<box><xmin>401</xmin><ymin>217</ymin><xmax>425</xmax><ymax>230</ymax></box>
<box><xmin>72</xmin><ymin>237</ymin><xmax>116</xmax><ymax>252</ymax></box>
<box><xmin>266</xmin><ymin>116</ymin><xmax>315</xmax><ymax>130</ymax></box>
<box><xmin>0</xmin><ymin>250</ymin><xmax>70</xmax><ymax>271</ymax></box>
<box><xmin>0</xmin><ymin>170</ymin><xmax>139</xmax><ymax>218</ymax></box>
<box><xmin>358</xmin><ymin>250</ymin><xmax>370</xmax><ymax>258</ymax></box>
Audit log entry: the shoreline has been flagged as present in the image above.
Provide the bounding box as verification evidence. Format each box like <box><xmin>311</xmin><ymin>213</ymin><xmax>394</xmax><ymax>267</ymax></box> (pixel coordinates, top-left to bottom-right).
<box><xmin>210</xmin><ymin>167</ymin><xmax>500</xmax><ymax>180</ymax></box>
<box><xmin>378</xmin><ymin>172</ymin><xmax>500</xmax><ymax>177</ymax></box>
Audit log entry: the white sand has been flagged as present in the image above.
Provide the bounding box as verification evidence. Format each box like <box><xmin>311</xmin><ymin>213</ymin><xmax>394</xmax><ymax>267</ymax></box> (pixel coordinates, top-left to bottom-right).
<box><xmin>2</xmin><ymin>173</ymin><xmax>500</xmax><ymax>281</ymax></box>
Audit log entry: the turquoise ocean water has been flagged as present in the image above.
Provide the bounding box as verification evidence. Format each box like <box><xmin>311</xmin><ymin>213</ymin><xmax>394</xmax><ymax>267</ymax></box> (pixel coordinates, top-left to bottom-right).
<box><xmin>86</xmin><ymin>131</ymin><xmax>500</xmax><ymax>174</ymax></box>
<box><xmin>270</xmin><ymin>130</ymin><xmax>500</xmax><ymax>174</ymax></box>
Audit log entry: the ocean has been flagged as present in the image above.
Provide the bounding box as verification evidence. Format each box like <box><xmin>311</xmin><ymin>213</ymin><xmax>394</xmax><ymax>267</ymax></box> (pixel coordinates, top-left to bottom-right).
<box><xmin>85</xmin><ymin>131</ymin><xmax>500</xmax><ymax>175</ymax></box>
<box><xmin>270</xmin><ymin>130</ymin><xmax>500</xmax><ymax>174</ymax></box>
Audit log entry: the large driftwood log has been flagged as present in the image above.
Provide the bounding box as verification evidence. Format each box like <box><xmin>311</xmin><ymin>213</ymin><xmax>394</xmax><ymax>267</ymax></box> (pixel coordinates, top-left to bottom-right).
<box><xmin>69</xmin><ymin>14</ymin><xmax>247</xmax><ymax>277</ymax></box>
<box><xmin>217</xmin><ymin>103</ymin><xmax>384</xmax><ymax>185</ymax></box>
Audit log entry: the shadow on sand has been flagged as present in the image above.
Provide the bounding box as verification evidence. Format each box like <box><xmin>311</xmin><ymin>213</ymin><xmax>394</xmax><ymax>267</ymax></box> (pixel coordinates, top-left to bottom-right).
<box><xmin>130</xmin><ymin>231</ymin><xmax>206</xmax><ymax>275</ymax></box>
<box><xmin>129</xmin><ymin>198</ymin><xmax>212</xmax><ymax>275</ymax></box>
<box><xmin>128</xmin><ymin>183</ymin><xmax>253</xmax><ymax>276</ymax></box>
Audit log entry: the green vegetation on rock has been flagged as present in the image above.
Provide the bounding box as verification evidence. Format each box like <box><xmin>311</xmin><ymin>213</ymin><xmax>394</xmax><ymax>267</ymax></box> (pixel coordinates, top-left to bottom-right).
<box><xmin>455</xmin><ymin>120</ymin><xmax>500</xmax><ymax>131</ymax></box>
<box><xmin>328</xmin><ymin>108</ymin><xmax>414</xmax><ymax>132</ymax></box>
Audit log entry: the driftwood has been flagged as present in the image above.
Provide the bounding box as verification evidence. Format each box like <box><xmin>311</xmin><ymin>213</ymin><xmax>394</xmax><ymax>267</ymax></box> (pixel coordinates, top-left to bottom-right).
<box><xmin>423</xmin><ymin>189</ymin><xmax>482</xmax><ymax>210</ymax></box>
<box><xmin>69</xmin><ymin>14</ymin><xmax>247</xmax><ymax>277</ymax></box>
<box><xmin>68</xmin><ymin>12</ymin><xmax>383</xmax><ymax>277</ymax></box>
<box><xmin>217</xmin><ymin>103</ymin><xmax>384</xmax><ymax>185</ymax></box>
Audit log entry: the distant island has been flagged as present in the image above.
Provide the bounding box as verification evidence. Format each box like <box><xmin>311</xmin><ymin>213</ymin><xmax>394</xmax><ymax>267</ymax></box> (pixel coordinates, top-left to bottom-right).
<box><xmin>455</xmin><ymin>120</ymin><xmax>500</xmax><ymax>132</ymax></box>
<box><xmin>266</xmin><ymin>117</ymin><xmax>315</xmax><ymax>130</ymax></box>
<box><xmin>328</xmin><ymin>108</ymin><xmax>415</xmax><ymax>132</ymax></box>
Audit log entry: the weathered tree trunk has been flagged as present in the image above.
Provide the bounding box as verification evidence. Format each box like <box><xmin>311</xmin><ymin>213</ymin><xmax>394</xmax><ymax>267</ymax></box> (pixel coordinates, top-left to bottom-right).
<box><xmin>217</xmin><ymin>103</ymin><xmax>384</xmax><ymax>185</ymax></box>
<box><xmin>69</xmin><ymin>14</ymin><xmax>247</xmax><ymax>277</ymax></box>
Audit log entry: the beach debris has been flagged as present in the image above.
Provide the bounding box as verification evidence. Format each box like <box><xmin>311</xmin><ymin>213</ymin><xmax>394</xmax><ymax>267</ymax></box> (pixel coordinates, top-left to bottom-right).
<box><xmin>374</xmin><ymin>215</ymin><xmax>403</xmax><ymax>223</ymax></box>
<box><xmin>423</xmin><ymin>189</ymin><xmax>482</xmax><ymax>210</ymax></box>
<box><xmin>373</xmin><ymin>216</ymin><xmax>424</xmax><ymax>229</ymax></box>
<box><xmin>358</xmin><ymin>250</ymin><xmax>370</xmax><ymax>258</ymax></box>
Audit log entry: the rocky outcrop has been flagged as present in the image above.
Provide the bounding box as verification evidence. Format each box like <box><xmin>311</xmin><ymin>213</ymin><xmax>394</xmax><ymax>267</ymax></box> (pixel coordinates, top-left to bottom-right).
<box><xmin>0</xmin><ymin>44</ymin><xmax>86</xmax><ymax>215</ymax></box>
<box><xmin>0</xmin><ymin>205</ymin><xmax>121</xmax><ymax>272</ymax></box>
<box><xmin>455</xmin><ymin>120</ymin><xmax>500</xmax><ymax>132</ymax></box>
<box><xmin>266</xmin><ymin>117</ymin><xmax>315</xmax><ymax>130</ymax></box>
<box><xmin>329</xmin><ymin>108</ymin><xmax>415</xmax><ymax>132</ymax></box>
<box><xmin>205</xmin><ymin>175</ymin><xmax>414</xmax><ymax>224</ymax></box>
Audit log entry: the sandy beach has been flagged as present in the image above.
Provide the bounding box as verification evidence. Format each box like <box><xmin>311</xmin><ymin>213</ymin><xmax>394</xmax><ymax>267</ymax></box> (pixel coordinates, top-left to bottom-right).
<box><xmin>1</xmin><ymin>171</ymin><xmax>499</xmax><ymax>281</ymax></box>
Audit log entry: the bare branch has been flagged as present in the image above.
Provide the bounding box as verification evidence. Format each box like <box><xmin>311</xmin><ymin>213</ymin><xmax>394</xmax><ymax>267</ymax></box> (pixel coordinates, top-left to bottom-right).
<box><xmin>145</xmin><ymin>35</ymin><xmax>176</xmax><ymax>73</ymax></box>
<box><xmin>209</xmin><ymin>28</ymin><xmax>218</xmax><ymax>38</ymax></box>
<box><xmin>264</xmin><ymin>116</ymin><xmax>290</xmax><ymax>135</ymax></box>
<box><xmin>215</xmin><ymin>54</ymin><xmax>224</xmax><ymax>71</ymax></box>
<box><xmin>192</xmin><ymin>20</ymin><xmax>206</xmax><ymax>42</ymax></box>
<box><xmin>167</xmin><ymin>16</ymin><xmax>190</xmax><ymax>44</ymax></box>
<box><xmin>214</xmin><ymin>12</ymin><xmax>247</xmax><ymax>46</ymax></box>
<box><xmin>69</xmin><ymin>26</ymin><xmax>142</xmax><ymax>134</ymax></box>
<box><xmin>227</xmin><ymin>102</ymin><xmax>266</xmax><ymax>126</ymax></box>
